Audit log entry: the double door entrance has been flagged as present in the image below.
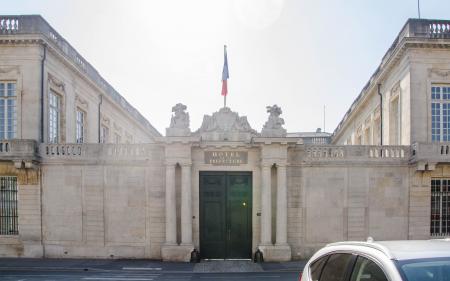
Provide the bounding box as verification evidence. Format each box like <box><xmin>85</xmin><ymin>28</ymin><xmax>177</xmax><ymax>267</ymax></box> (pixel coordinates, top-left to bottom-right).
<box><xmin>199</xmin><ymin>172</ymin><xmax>252</xmax><ymax>259</ymax></box>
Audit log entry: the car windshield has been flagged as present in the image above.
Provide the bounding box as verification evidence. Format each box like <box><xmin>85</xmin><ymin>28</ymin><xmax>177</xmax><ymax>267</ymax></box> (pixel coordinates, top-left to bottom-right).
<box><xmin>396</xmin><ymin>257</ymin><xmax>450</xmax><ymax>281</ymax></box>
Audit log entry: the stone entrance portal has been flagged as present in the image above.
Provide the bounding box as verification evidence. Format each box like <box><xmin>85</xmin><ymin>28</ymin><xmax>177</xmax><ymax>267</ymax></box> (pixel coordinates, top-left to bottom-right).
<box><xmin>199</xmin><ymin>172</ymin><xmax>252</xmax><ymax>259</ymax></box>
<box><xmin>161</xmin><ymin>105</ymin><xmax>293</xmax><ymax>262</ymax></box>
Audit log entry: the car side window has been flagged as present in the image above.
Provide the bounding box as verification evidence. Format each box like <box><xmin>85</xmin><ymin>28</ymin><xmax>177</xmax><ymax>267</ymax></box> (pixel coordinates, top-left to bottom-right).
<box><xmin>350</xmin><ymin>256</ymin><xmax>388</xmax><ymax>281</ymax></box>
<box><xmin>310</xmin><ymin>255</ymin><xmax>329</xmax><ymax>281</ymax></box>
<box><xmin>320</xmin><ymin>253</ymin><xmax>355</xmax><ymax>281</ymax></box>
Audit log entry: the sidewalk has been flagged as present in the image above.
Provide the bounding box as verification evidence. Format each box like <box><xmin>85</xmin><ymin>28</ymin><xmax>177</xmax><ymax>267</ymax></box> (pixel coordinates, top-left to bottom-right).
<box><xmin>0</xmin><ymin>258</ymin><xmax>306</xmax><ymax>273</ymax></box>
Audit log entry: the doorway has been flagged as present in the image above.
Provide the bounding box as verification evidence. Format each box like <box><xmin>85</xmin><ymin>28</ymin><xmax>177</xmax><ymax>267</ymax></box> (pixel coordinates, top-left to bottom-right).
<box><xmin>199</xmin><ymin>171</ymin><xmax>252</xmax><ymax>259</ymax></box>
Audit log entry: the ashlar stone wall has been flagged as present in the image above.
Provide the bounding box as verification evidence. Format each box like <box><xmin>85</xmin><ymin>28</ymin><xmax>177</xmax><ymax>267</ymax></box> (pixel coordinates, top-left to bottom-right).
<box><xmin>287</xmin><ymin>145</ymin><xmax>411</xmax><ymax>259</ymax></box>
<box><xmin>40</xmin><ymin>143</ymin><xmax>165</xmax><ymax>259</ymax></box>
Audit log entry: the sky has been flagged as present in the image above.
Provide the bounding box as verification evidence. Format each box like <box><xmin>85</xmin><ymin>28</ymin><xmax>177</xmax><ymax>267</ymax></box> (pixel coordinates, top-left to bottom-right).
<box><xmin>3</xmin><ymin>0</ymin><xmax>450</xmax><ymax>135</ymax></box>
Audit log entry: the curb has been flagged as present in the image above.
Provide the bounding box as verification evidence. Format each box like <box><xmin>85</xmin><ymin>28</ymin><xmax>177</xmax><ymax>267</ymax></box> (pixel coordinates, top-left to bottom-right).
<box><xmin>0</xmin><ymin>266</ymin><xmax>302</xmax><ymax>274</ymax></box>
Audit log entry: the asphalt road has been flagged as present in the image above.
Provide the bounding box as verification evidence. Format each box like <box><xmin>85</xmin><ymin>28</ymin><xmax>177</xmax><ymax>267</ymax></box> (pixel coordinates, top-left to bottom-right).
<box><xmin>0</xmin><ymin>269</ymin><xmax>300</xmax><ymax>281</ymax></box>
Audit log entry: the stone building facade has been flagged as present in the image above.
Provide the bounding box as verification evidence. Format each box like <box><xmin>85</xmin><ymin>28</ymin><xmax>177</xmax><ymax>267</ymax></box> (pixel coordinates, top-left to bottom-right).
<box><xmin>0</xmin><ymin>16</ymin><xmax>449</xmax><ymax>261</ymax></box>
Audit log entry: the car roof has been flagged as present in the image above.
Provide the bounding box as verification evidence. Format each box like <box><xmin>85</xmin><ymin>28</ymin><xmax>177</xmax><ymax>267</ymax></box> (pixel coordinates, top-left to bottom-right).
<box><xmin>327</xmin><ymin>239</ymin><xmax>450</xmax><ymax>260</ymax></box>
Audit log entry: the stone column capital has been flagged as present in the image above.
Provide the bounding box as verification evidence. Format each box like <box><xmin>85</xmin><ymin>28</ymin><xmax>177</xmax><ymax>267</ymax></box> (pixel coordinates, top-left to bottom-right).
<box><xmin>276</xmin><ymin>162</ymin><xmax>288</xmax><ymax>168</ymax></box>
<box><xmin>261</xmin><ymin>162</ymin><xmax>274</xmax><ymax>168</ymax></box>
<box><xmin>165</xmin><ymin>161</ymin><xmax>177</xmax><ymax>167</ymax></box>
<box><xmin>179</xmin><ymin>162</ymin><xmax>192</xmax><ymax>167</ymax></box>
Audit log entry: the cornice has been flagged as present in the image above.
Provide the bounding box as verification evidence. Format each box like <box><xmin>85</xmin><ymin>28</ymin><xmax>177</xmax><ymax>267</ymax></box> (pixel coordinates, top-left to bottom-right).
<box><xmin>332</xmin><ymin>37</ymin><xmax>450</xmax><ymax>142</ymax></box>
<box><xmin>0</xmin><ymin>33</ymin><xmax>162</xmax><ymax>138</ymax></box>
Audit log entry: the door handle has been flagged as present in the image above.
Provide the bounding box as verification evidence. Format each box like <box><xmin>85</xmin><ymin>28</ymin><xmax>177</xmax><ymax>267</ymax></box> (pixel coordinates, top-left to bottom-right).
<box><xmin>227</xmin><ymin>228</ymin><xmax>231</xmax><ymax>241</ymax></box>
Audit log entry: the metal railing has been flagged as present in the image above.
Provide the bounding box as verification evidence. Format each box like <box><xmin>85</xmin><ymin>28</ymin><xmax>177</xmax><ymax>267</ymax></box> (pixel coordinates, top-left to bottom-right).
<box><xmin>431</xmin><ymin>179</ymin><xmax>450</xmax><ymax>237</ymax></box>
<box><xmin>0</xmin><ymin>176</ymin><xmax>18</xmax><ymax>235</ymax></box>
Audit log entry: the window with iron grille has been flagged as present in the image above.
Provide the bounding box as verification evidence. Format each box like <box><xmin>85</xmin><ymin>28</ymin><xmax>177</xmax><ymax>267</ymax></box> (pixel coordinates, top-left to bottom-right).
<box><xmin>431</xmin><ymin>179</ymin><xmax>450</xmax><ymax>236</ymax></box>
<box><xmin>0</xmin><ymin>176</ymin><xmax>18</xmax><ymax>235</ymax></box>
<box><xmin>0</xmin><ymin>82</ymin><xmax>17</xmax><ymax>140</ymax></box>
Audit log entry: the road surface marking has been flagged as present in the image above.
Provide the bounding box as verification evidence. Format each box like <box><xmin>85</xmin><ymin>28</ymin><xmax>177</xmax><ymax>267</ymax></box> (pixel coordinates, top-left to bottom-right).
<box><xmin>199</xmin><ymin>276</ymin><xmax>281</xmax><ymax>279</ymax></box>
<box><xmin>83</xmin><ymin>277</ymin><xmax>153</xmax><ymax>281</ymax></box>
<box><xmin>123</xmin><ymin>267</ymin><xmax>162</xmax><ymax>271</ymax></box>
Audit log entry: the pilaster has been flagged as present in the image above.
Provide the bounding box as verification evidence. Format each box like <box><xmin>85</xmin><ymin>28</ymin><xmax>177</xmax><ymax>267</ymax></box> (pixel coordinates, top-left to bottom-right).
<box><xmin>260</xmin><ymin>163</ymin><xmax>272</xmax><ymax>245</ymax></box>
<box><xmin>180</xmin><ymin>162</ymin><xmax>193</xmax><ymax>246</ymax></box>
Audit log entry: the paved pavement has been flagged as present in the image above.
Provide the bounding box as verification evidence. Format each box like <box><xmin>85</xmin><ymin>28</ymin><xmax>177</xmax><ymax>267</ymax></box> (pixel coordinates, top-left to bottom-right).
<box><xmin>0</xmin><ymin>259</ymin><xmax>306</xmax><ymax>281</ymax></box>
<box><xmin>0</xmin><ymin>270</ymin><xmax>300</xmax><ymax>281</ymax></box>
<box><xmin>0</xmin><ymin>258</ymin><xmax>306</xmax><ymax>273</ymax></box>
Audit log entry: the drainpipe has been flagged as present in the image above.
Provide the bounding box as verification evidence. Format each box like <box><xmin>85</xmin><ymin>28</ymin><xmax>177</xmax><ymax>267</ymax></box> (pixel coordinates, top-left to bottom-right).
<box><xmin>40</xmin><ymin>44</ymin><xmax>47</xmax><ymax>143</ymax></box>
<box><xmin>39</xmin><ymin>167</ymin><xmax>45</xmax><ymax>257</ymax></box>
<box><xmin>98</xmin><ymin>94</ymin><xmax>103</xmax><ymax>143</ymax></box>
<box><xmin>378</xmin><ymin>83</ymin><xmax>383</xmax><ymax>146</ymax></box>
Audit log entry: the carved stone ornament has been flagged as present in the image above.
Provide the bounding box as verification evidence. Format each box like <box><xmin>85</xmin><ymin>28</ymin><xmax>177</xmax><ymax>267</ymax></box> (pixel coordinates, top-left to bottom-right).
<box><xmin>195</xmin><ymin>107</ymin><xmax>258</xmax><ymax>141</ymax></box>
<box><xmin>373</xmin><ymin>106</ymin><xmax>381</xmax><ymax>120</ymax></box>
<box><xmin>356</xmin><ymin>126</ymin><xmax>362</xmax><ymax>136</ymax></box>
<box><xmin>0</xmin><ymin>66</ymin><xmax>20</xmax><ymax>75</ymax></box>
<box><xmin>75</xmin><ymin>94</ymin><xmax>88</xmax><ymax>109</ymax></box>
<box><xmin>261</xmin><ymin>104</ymin><xmax>286</xmax><ymax>137</ymax></box>
<box><xmin>101</xmin><ymin>115</ymin><xmax>110</xmax><ymax>126</ymax></box>
<box><xmin>428</xmin><ymin>69</ymin><xmax>450</xmax><ymax>78</ymax></box>
<box><xmin>166</xmin><ymin>103</ymin><xmax>191</xmax><ymax>137</ymax></box>
<box><xmin>113</xmin><ymin>122</ymin><xmax>122</xmax><ymax>133</ymax></box>
<box><xmin>391</xmin><ymin>81</ymin><xmax>401</xmax><ymax>99</ymax></box>
<box><xmin>48</xmin><ymin>73</ymin><xmax>65</xmax><ymax>92</ymax></box>
<box><xmin>363</xmin><ymin>117</ymin><xmax>370</xmax><ymax>127</ymax></box>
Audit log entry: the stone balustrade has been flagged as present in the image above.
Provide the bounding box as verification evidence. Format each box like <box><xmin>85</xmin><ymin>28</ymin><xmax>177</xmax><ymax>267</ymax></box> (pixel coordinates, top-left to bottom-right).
<box><xmin>306</xmin><ymin>146</ymin><xmax>345</xmax><ymax>159</ymax></box>
<box><xmin>428</xmin><ymin>21</ymin><xmax>450</xmax><ymax>38</ymax></box>
<box><xmin>40</xmin><ymin>143</ymin><xmax>164</xmax><ymax>162</ymax></box>
<box><xmin>411</xmin><ymin>142</ymin><xmax>450</xmax><ymax>165</ymax></box>
<box><xmin>44</xmin><ymin>144</ymin><xmax>83</xmax><ymax>157</ymax></box>
<box><xmin>304</xmin><ymin>145</ymin><xmax>409</xmax><ymax>162</ymax></box>
<box><xmin>368</xmin><ymin>146</ymin><xmax>406</xmax><ymax>158</ymax></box>
<box><xmin>0</xmin><ymin>15</ymin><xmax>160</xmax><ymax>137</ymax></box>
<box><xmin>333</xmin><ymin>19</ymin><xmax>450</xmax><ymax>139</ymax></box>
<box><xmin>0</xmin><ymin>17</ymin><xmax>19</xmax><ymax>33</ymax></box>
<box><xmin>0</xmin><ymin>140</ymin><xmax>417</xmax><ymax>165</ymax></box>
<box><xmin>0</xmin><ymin>139</ymin><xmax>39</xmax><ymax>166</ymax></box>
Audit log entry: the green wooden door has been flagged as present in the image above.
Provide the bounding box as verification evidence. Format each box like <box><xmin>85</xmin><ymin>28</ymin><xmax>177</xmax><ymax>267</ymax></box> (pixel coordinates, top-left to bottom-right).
<box><xmin>200</xmin><ymin>172</ymin><xmax>252</xmax><ymax>259</ymax></box>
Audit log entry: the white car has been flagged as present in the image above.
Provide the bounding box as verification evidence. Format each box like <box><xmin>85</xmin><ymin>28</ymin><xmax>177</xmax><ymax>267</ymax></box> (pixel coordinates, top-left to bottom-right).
<box><xmin>301</xmin><ymin>239</ymin><xmax>450</xmax><ymax>281</ymax></box>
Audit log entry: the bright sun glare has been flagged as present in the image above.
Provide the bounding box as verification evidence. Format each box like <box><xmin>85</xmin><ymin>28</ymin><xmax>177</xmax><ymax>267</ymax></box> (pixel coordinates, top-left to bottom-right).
<box><xmin>233</xmin><ymin>0</ymin><xmax>285</xmax><ymax>30</ymax></box>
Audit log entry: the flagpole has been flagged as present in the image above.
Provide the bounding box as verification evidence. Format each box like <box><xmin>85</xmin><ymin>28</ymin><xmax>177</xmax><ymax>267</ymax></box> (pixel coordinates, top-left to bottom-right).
<box><xmin>418</xmin><ymin>0</ymin><xmax>421</xmax><ymax>19</ymax></box>
<box><xmin>222</xmin><ymin>45</ymin><xmax>229</xmax><ymax>108</ymax></box>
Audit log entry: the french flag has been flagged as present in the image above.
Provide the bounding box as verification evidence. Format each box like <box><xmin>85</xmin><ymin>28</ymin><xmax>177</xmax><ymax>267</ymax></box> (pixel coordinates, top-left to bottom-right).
<box><xmin>221</xmin><ymin>45</ymin><xmax>229</xmax><ymax>96</ymax></box>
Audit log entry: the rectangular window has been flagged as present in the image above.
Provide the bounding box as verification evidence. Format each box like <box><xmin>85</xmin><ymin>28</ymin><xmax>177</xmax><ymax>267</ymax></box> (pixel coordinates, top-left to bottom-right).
<box><xmin>364</xmin><ymin>127</ymin><xmax>371</xmax><ymax>145</ymax></box>
<box><xmin>76</xmin><ymin>109</ymin><xmax>85</xmax><ymax>143</ymax></box>
<box><xmin>0</xmin><ymin>176</ymin><xmax>18</xmax><ymax>235</ymax></box>
<box><xmin>431</xmin><ymin>85</ymin><xmax>450</xmax><ymax>142</ymax></box>
<box><xmin>0</xmin><ymin>82</ymin><xmax>17</xmax><ymax>140</ymax></box>
<box><xmin>114</xmin><ymin>133</ymin><xmax>121</xmax><ymax>144</ymax></box>
<box><xmin>48</xmin><ymin>90</ymin><xmax>60</xmax><ymax>143</ymax></box>
<box><xmin>100</xmin><ymin>126</ymin><xmax>109</xmax><ymax>143</ymax></box>
<box><xmin>373</xmin><ymin>117</ymin><xmax>381</xmax><ymax>145</ymax></box>
<box><xmin>431</xmin><ymin>179</ymin><xmax>450</xmax><ymax>236</ymax></box>
<box><xmin>390</xmin><ymin>97</ymin><xmax>400</xmax><ymax>145</ymax></box>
